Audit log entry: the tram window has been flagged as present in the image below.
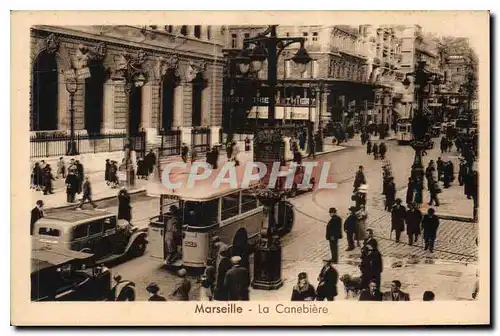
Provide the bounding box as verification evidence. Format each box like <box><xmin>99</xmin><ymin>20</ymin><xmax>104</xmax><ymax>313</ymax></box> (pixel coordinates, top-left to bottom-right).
<box><xmin>241</xmin><ymin>192</ymin><xmax>258</xmax><ymax>213</ymax></box>
<box><xmin>221</xmin><ymin>192</ymin><xmax>240</xmax><ymax>221</ymax></box>
<box><xmin>183</xmin><ymin>200</ymin><xmax>218</xmax><ymax>227</ymax></box>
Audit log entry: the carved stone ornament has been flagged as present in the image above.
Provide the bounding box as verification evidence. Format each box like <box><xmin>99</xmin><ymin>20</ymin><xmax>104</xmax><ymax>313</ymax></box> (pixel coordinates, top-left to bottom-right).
<box><xmin>185</xmin><ymin>60</ymin><xmax>207</xmax><ymax>82</ymax></box>
<box><xmin>43</xmin><ymin>34</ymin><xmax>60</xmax><ymax>54</ymax></box>
<box><xmin>155</xmin><ymin>54</ymin><xmax>180</xmax><ymax>80</ymax></box>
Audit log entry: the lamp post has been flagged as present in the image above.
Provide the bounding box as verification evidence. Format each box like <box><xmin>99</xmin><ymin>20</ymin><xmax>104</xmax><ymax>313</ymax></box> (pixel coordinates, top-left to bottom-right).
<box><xmin>402</xmin><ymin>60</ymin><xmax>442</xmax><ymax>205</ymax></box>
<box><xmin>235</xmin><ymin>25</ymin><xmax>312</xmax><ymax>290</ymax></box>
<box><xmin>66</xmin><ymin>76</ymin><xmax>79</xmax><ymax>156</ymax></box>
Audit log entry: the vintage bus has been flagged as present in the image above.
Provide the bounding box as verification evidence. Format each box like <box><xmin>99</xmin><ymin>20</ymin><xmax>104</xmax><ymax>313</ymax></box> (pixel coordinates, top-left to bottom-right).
<box><xmin>396</xmin><ymin>119</ymin><xmax>413</xmax><ymax>145</ymax></box>
<box><xmin>146</xmin><ymin>163</ymin><xmax>294</xmax><ymax>269</ymax></box>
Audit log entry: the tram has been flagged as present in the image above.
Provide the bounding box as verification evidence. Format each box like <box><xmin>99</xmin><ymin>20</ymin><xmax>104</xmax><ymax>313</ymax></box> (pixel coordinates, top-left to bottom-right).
<box><xmin>146</xmin><ymin>161</ymin><xmax>294</xmax><ymax>269</ymax></box>
<box><xmin>396</xmin><ymin>118</ymin><xmax>413</xmax><ymax>145</ymax></box>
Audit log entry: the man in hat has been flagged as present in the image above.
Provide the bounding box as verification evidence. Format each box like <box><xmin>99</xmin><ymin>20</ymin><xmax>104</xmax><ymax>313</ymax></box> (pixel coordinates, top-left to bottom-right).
<box><xmin>359</xmin><ymin>240</ymin><xmax>383</xmax><ymax>291</ymax></box>
<box><xmin>384</xmin><ymin>176</ymin><xmax>396</xmax><ymax>212</ymax></box>
<box><xmin>316</xmin><ymin>258</ymin><xmax>339</xmax><ymax>301</ymax></box>
<box><xmin>422</xmin><ymin>208</ymin><xmax>440</xmax><ymax>253</ymax></box>
<box><xmin>30</xmin><ymin>200</ymin><xmax>44</xmax><ymax>235</ymax></box>
<box><xmin>391</xmin><ymin>198</ymin><xmax>406</xmax><ymax>243</ymax></box>
<box><xmin>57</xmin><ymin>157</ymin><xmax>66</xmax><ymax>179</ymax></box>
<box><xmin>353</xmin><ymin>165</ymin><xmax>366</xmax><ymax>193</ymax></box>
<box><xmin>76</xmin><ymin>177</ymin><xmax>98</xmax><ymax>210</ymax></box>
<box><xmin>383</xmin><ymin>280</ymin><xmax>410</xmax><ymax>301</ymax></box>
<box><xmin>171</xmin><ymin>269</ymin><xmax>192</xmax><ymax>301</ymax></box>
<box><xmin>291</xmin><ymin>272</ymin><xmax>316</xmax><ymax>301</ymax></box>
<box><xmin>224</xmin><ymin>256</ymin><xmax>250</xmax><ymax>301</ymax></box>
<box><xmin>458</xmin><ymin>158</ymin><xmax>468</xmax><ymax>186</ymax></box>
<box><xmin>406</xmin><ymin>203</ymin><xmax>422</xmax><ymax>246</ymax></box>
<box><xmin>214</xmin><ymin>245</ymin><xmax>232</xmax><ymax>301</ymax></box>
<box><xmin>344</xmin><ymin>207</ymin><xmax>358</xmax><ymax>251</ymax></box>
<box><xmin>146</xmin><ymin>282</ymin><xmax>166</xmax><ymax>301</ymax></box>
<box><xmin>326</xmin><ymin>207</ymin><xmax>343</xmax><ymax>263</ymax></box>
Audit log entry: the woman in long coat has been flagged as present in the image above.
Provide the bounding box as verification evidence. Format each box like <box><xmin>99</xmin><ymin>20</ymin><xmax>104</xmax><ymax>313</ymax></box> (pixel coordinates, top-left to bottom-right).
<box><xmin>355</xmin><ymin>204</ymin><xmax>368</xmax><ymax>242</ymax></box>
<box><xmin>117</xmin><ymin>188</ymin><xmax>132</xmax><ymax>222</ymax></box>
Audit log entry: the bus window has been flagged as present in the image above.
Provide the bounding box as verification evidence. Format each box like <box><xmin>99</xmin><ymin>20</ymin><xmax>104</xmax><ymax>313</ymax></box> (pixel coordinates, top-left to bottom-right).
<box><xmin>183</xmin><ymin>199</ymin><xmax>219</xmax><ymax>227</ymax></box>
<box><xmin>241</xmin><ymin>191</ymin><xmax>258</xmax><ymax>213</ymax></box>
<box><xmin>221</xmin><ymin>192</ymin><xmax>241</xmax><ymax>221</ymax></box>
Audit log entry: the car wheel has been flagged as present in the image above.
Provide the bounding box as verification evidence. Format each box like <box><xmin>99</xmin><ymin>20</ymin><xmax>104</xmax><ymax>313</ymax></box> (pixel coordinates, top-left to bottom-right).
<box><xmin>131</xmin><ymin>239</ymin><xmax>147</xmax><ymax>257</ymax></box>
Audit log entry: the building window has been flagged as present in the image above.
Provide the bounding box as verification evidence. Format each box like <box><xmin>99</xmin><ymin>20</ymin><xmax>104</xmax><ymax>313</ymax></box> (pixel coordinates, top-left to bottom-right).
<box><xmin>312</xmin><ymin>60</ymin><xmax>319</xmax><ymax>78</ymax></box>
<box><xmin>231</xmin><ymin>34</ymin><xmax>238</xmax><ymax>48</ymax></box>
<box><xmin>165</xmin><ymin>25</ymin><xmax>174</xmax><ymax>33</ymax></box>
<box><xmin>180</xmin><ymin>25</ymin><xmax>188</xmax><ymax>36</ymax></box>
<box><xmin>312</xmin><ymin>32</ymin><xmax>318</xmax><ymax>42</ymax></box>
<box><xmin>207</xmin><ymin>26</ymin><xmax>211</xmax><ymax>40</ymax></box>
<box><xmin>194</xmin><ymin>25</ymin><xmax>201</xmax><ymax>39</ymax></box>
<box><xmin>303</xmin><ymin>32</ymin><xmax>309</xmax><ymax>43</ymax></box>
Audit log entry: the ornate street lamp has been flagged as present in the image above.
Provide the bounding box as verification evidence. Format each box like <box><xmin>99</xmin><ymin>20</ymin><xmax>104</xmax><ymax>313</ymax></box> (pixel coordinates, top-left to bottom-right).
<box><xmin>402</xmin><ymin>60</ymin><xmax>441</xmax><ymax>206</ymax></box>
<box><xmin>65</xmin><ymin>75</ymin><xmax>79</xmax><ymax>156</ymax></box>
<box><xmin>234</xmin><ymin>25</ymin><xmax>312</xmax><ymax>290</ymax></box>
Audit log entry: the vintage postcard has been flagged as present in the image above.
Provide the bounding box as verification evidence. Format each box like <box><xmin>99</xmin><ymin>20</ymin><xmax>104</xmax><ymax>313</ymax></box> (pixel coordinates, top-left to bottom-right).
<box><xmin>11</xmin><ymin>10</ymin><xmax>490</xmax><ymax>326</ymax></box>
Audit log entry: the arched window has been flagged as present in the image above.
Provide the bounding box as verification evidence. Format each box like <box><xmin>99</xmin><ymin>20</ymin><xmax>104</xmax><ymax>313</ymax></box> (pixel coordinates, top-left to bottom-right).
<box><xmin>180</xmin><ymin>26</ymin><xmax>188</xmax><ymax>36</ymax></box>
<box><xmin>84</xmin><ymin>62</ymin><xmax>107</xmax><ymax>135</ymax></box>
<box><xmin>31</xmin><ymin>51</ymin><xmax>58</xmax><ymax>131</ymax></box>
<box><xmin>161</xmin><ymin>69</ymin><xmax>178</xmax><ymax>131</ymax></box>
<box><xmin>194</xmin><ymin>25</ymin><xmax>201</xmax><ymax>39</ymax></box>
<box><xmin>129</xmin><ymin>86</ymin><xmax>142</xmax><ymax>135</ymax></box>
<box><xmin>192</xmin><ymin>73</ymin><xmax>205</xmax><ymax>127</ymax></box>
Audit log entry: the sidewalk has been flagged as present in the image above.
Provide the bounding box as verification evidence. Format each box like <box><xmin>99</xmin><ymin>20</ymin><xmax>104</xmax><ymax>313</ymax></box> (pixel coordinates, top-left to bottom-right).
<box><xmin>251</xmin><ymin>257</ymin><xmax>478</xmax><ymax>301</ymax></box>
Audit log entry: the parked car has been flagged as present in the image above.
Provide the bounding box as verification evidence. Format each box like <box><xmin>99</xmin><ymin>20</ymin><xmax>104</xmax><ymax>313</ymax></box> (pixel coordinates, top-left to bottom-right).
<box><xmin>32</xmin><ymin>209</ymin><xmax>148</xmax><ymax>265</ymax></box>
<box><xmin>31</xmin><ymin>247</ymin><xmax>135</xmax><ymax>301</ymax></box>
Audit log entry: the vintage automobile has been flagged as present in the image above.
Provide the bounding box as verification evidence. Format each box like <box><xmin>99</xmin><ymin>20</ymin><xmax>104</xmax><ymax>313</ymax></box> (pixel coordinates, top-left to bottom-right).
<box><xmin>31</xmin><ymin>247</ymin><xmax>135</xmax><ymax>301</ymax></box>
<box><xmin>32</xmin><ymin>209</ymin><xmax>148</xmax><ymax>265</ymax></box>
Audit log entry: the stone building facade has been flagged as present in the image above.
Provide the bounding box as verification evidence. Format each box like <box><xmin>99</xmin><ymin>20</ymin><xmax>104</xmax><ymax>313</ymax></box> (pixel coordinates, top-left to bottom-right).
<box><xmin>223</xmin><ymin>25</ymin><xmax>386</xmax><ymax>135</ymax></box>
<box><xmin>30</xmin><ymin>25</ymin><xmax>226</xmax><ymax>147</ymax></box>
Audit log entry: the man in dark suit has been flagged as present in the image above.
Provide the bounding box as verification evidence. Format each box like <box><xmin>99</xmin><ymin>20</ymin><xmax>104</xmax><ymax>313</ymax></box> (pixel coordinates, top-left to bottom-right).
<box><xmin>344</xmin><ymin>207</ymin><xmax>358</xmax><ymax>251</ymax></box>
<box><xmin>353</xmin><ymin>165</ymin><xmax>366</xmax><ymax>193</ymax></box>
<box><xmin>30</xmin><ymin>200</ymin><xmax>44</xmax><ymax>235</ymax></box>
<box><xmin>316</xmin><ymin>259</ymin><xmax>339</xmax><ymax>301</ymax></box>
<box><xmin>76</xmin><ymin>177</ymin><xmax>98</xmax><ymax>210</ymax></box>
<box><xmin>359</xmin><ymin>279</ymin><xmax>383</xmax><ymax>301</ymax></box>
<box><xmin>224</xmin><ymin>256</ymin><xmax>250</xmax><ymax>301</ymax></box>
<box><xmin>422</xmin><ymin>208</ymin><xmax>440</xmax><ymax>253</ymax></box>
<box><xmin>383</xmin><ymin>280</ymin><xmax>410</xmax><ymax>301</ymax></box>
<box><xmin>391</xmin><ymin>198</ymin><xmax>406</xmax><ymax>243</ymax></box>
<box><xmin>326</xmin><ymin>207</ymin><xmax>343</xmax><ymax>263</ymax></box>
<box><xmin>406</xmin><ymin>203</ymin><xmax>422</xmax><ymax>246</ymax></box>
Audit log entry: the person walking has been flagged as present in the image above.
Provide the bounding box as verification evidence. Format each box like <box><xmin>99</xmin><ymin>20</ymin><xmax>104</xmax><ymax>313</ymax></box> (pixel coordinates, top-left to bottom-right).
<box><xmin>458</xmin><ymin>159</ymin><xmax>468</xmax><ymax>186</ymax></box>
<box><xmin>372</xmin><ymin>142</ymin><xmax>379</xmax><ymax>160</ymax></box>
<box><xmin>406</xmin><ymin>203</ymin><xmax>422</xmax><ymax>246</ymax></box>
<box><xmin>181</xmin><ymin>143</ymin><xmax>189</xmax><ymax>163</ymax></box>
<box><xmin>384</xmin><ymin>176</ymin><xmax>396</xmax><ymax>212</ymax></box>
<box><xmin>326</xmin><ymin>207</ymin><xmax>343</xmax><ymax>263</ymax></box>
<box><xmin>145</xmin><ymin>149</ymin><xmax>157</xmax><ymax>176</ymax></box>
<box><xmin>171</xmin><ymin>269</ymin><xmax>192</xmax><ymax>301</ymax></box>
<box><xmin>428</xmin><ymin>178</ymin><xmax>441</xmax><ymax>206</ymax></box>
<box><xmin>316</xmin><ymin>259</ymin><xmax>339</xmax><ymax>301</ymax></box>
<box><xmin>117</xmin><ymin>188</ymin><xmax>132</xmax><ymax>222</ymax></box>
<box><xmin>406</xmin><ymin>177</ymin><xmax>414</xmax><ymax>205</ymax></box>
<box><xmin>291</xmin><ymin>272</ymin><xmax>316</xmax><ymax>301</ymax></box>
<box><xmin>391</xmin><ymin>199</ymin><xmax>406</xmax><ymax>243</ymax></box>
<box><xmin>436</xmin><ymin>157</ymin><xmax>445</xmax><ymax>182</ymax></box>
<box><xmin>76</xmin><ymin>177</ymin><xmax>98</xmax><ymax>210</ymax></box>
<box><xmin>65</xmin><ymin>169</ymin><xmax>78</xmax><ymax>203</ymax></box>
<box><xmin>379</xmin><ymin>142</ymin><xmax>387</xmax><ymax>160</ymax></box>
<box><xmin>213</xmin><ymin>246</ymin><xmax>232</xmax><ymax>301</ymax></box>
<box><xmin>224</xmin><ymin>256</ymin><xmax>250</xmax><ymax>301</ymax></box>
<box><xmin>422</xmin><ymin>208</ymin><xmax>440</xmax><ymax>253</ymax></box>
<box><xmin>57</xmin><ymin>157</ymin><xmax>66</xmax><ymax>179</ymax></box>
<box><xmin>353</xmin><ymin>165</ymin><xmax>366</xmax><ymax>193</ymax></box>
<box><xmin>146</xmin><ymin>282</ymin><xmax>167</xmax><ymax>301</ymax></box>
<box><xmin>359</xmin><ymin>240</ymin><xmax>383</xmax><ymax>291</ymax></box>
<box><xmin>42</xmin><ymin>164</ymin><xmax>55</xmax><ymax>195</ymax></box>
<box><xmin>30</xmin><ymin>200</ymin><xmax>44</xmax><ymax>235</ymax></box>
<box><xmin>366</xmin><ymin>139</ymin><xmax>372</xmax><ymax>155</ymax></box>
<box><xmin>440</xmin><ymin>136</ymin><xmax>448</xmax><ymax>154</ymax></box>
<box><xmin>105</xmin><ymin>159</ymin><xmax>111</xmax><ymax>185</ymax></box>
<box><xmin>344</xmin><ymin>207</ymin><xmax>358</xmax><ymax>251</ymax></box>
